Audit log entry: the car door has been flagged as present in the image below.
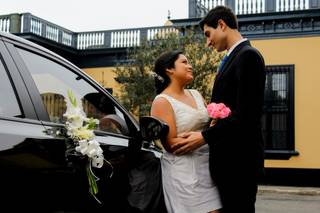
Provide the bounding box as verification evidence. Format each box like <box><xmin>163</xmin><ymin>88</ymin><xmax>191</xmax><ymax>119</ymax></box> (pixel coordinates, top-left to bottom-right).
<box><xmin>0</xmin><ymin>37</ymin><xmax>72</xmax><ymax>211</ymax></box>
<box><xmin>3</xmin><ymin>37</ymin><xmax>154</xmax><ymax>212</ymax></box>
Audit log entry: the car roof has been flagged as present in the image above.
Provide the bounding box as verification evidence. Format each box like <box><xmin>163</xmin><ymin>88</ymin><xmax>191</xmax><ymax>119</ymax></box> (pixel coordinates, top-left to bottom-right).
<box><xmin>0</xmin><ymin>31</ymin><xmax>79</xmax><ymax>70</ymax></box>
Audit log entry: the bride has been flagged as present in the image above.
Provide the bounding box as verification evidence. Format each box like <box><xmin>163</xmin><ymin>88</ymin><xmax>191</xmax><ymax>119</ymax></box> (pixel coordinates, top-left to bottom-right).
<box><xmin>151</xmin><ymin>50</ymin><xmax>222</xmax><ymax>213</ymax></box>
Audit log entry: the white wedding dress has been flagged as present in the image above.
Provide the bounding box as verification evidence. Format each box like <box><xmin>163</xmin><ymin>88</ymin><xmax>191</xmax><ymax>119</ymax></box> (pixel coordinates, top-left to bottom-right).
<box><xmin>154</xmin><ymin>89</ymin><xmax>222</xmax><ymax>213</ymax></box>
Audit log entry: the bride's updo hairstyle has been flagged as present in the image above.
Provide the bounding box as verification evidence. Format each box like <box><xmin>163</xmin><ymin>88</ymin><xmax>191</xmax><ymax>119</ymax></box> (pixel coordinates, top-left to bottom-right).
<box><xmin>154</xmin><ymin>50</ymin><xmax>183</xmax><ymax>94</ymax></box>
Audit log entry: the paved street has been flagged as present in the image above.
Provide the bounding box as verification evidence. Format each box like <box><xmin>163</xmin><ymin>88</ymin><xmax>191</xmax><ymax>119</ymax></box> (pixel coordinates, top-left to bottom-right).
<box><xmin>256</xmin><ymin>186</ymin><xmax>320</xmax><ymax>213</ymax></box>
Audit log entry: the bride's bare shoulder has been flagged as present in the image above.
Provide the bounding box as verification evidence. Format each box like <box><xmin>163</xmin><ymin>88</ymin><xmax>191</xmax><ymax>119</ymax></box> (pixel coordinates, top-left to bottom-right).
<box><xmin>152</xmin><ymin>96</ymin><xmax>172</xmax><ymax>111</ymax></box>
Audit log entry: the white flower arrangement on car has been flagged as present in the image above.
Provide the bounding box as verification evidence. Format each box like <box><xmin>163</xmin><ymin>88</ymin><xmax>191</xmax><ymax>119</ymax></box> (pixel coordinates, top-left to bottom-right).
<box><xmin>63</xmin><ymin>90</ymin><xmax>107</xmax><ymax>203</ymax></box>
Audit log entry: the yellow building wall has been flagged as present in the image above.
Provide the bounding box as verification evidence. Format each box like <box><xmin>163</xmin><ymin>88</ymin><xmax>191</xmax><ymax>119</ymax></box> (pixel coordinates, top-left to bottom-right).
<box><xmin>82</xmin><ymin>67</ymin><xmax>121</xmax><ymax>97</ymax></box>
<box><xmin>252</xmin><ymin>36</ymin><xmax>320</xmax><ymax>169</ymax></box>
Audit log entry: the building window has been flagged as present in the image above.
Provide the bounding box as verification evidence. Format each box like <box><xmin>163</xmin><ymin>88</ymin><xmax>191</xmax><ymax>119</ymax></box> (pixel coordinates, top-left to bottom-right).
<box><xmin>262</xmin><ymin>65</ymin><xmax>298</xmax><ymax>159</ymax></box>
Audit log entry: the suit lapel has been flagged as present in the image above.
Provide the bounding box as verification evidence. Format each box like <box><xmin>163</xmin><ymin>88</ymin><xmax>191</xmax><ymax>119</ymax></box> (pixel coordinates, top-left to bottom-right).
<box><xmin>215</xmin><ymin>40</ymin><xmax>251</xmax><ymax>81</ymax></box>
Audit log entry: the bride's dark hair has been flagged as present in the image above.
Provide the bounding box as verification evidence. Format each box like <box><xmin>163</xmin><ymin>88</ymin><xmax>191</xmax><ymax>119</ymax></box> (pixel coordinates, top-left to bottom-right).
<box><xmin>154</xmin><ymin>50</ymin><xmax>183</xmax><ymax>94</ymax></box>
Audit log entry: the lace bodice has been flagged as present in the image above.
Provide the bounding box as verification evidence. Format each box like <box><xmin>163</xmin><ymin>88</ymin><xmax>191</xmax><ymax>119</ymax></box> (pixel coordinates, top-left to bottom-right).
<box><xmin>154</xmin><ymin>89</ymin><xmax>209</xmax><ymax>134</ymax></box>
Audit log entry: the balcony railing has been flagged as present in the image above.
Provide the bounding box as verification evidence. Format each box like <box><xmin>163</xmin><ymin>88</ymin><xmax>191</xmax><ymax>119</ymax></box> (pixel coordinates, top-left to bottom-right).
<box><xmin>0</xmin><ymin>1</ymin><xmax>319</xmax><ymax>50</ymax></box>
<box><xmin>0</xmin><ymin>16</ymin><xmax>10</xmax><ymax>33</ymax></box>
<box><xmin>21</xmin><ymin>13</ymin><xmax>75</xmax><ymax>47</ymax></box>
<box><xmin>76</xmin><ymin>26</ymin><xmax>178</xmax><ymax>50</ymax></box>
<box><xmin>0</xmin><ymin>13</ymin><xmax>178</xmax><ymax>50</ymax></box>
<box><xmin>189</xmin><ymin>0</ymin><xmax>320</xmax><ymax>17</ymax></box>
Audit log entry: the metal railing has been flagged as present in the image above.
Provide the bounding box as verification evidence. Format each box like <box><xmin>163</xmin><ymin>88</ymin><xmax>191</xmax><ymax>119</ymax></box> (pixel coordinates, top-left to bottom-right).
<box><xmin>189</xmin><ymin>0</ymin><xmax>319</xmax><ymax>17</ymax></box>
<box><xmin>0</xmin><ymin>13</ymin><xmax>178</xmax><ymax>50</ymax></box>
<box><xmin>21</xmin><ymin>13</ymin><xmax>75</xmax><ymax>47</ymax></box>
<box><xmin>276</xmin><ymin>0</ymin><xmax>309</xmax><ymax>11</ymax></box>
<box><xmin>0</xmin><ymin>16</ymin><xmax>10</xmax><ymax>33</ymax></box>
<box><xmin>0</xmin><ymin>0</ymin><xmax>319</xmax><ymax>50</ymax></box>
<box><xmin>235</xmin><ymin>0</ymin><xmax>266</xmax><ymax>14</ymax></box>
<box><xmin>76</xmin><ymin>26</ymin><xmax>178</xmax><ymax>49</ymax></box>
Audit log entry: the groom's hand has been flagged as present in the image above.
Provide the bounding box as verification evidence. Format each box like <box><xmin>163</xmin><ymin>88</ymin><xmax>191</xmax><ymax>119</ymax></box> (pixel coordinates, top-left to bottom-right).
<box><xmin>172</xmin><ymin>132</ymin><xmax>205</xmax><ymax>155</ymax></box>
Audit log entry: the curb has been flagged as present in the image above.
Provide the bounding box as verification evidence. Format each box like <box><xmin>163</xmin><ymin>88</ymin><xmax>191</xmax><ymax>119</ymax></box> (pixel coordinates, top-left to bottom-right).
<box><xmin>258</xmin><ymin>185</ymin><xmax>320</xmax><ymax>196</ymax></box>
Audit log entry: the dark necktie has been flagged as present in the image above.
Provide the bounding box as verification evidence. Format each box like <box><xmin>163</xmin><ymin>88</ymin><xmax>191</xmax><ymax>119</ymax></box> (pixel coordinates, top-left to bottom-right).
<box><xmin>218</xmin><ymin>54</ymin><xmax>229</xmax><ymax>73</ymax></box>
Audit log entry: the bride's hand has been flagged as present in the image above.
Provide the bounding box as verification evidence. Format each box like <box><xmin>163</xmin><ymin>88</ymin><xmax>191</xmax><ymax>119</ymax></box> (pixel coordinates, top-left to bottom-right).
<box><xmin>172</xmin><ymin>132</ymin><xmax>205</xmax><ymax>155</ymax></box>
<box><xmin>177</xmin><ymin>132</ymin><xmax>189</xmax><ymax>138</ymax></box>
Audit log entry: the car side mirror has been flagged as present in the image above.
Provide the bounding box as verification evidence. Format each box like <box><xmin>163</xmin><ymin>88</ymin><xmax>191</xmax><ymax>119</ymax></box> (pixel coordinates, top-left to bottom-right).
<box><xmin>139</xmin><ymin>116</ymin><xmax>169</xmax><ymax>141</ymax></box>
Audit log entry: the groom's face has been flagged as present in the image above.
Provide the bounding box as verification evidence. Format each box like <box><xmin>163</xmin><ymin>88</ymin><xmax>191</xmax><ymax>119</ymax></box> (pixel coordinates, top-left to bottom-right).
<box><xmin>203</xmin><ymin>22</ymin><xmax>227</xmax><ymax>52</ymax></box>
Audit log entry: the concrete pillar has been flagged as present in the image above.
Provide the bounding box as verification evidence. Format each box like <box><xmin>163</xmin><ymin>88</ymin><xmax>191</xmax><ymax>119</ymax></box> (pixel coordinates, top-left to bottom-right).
<box><xmin>189</xmin><ymin>0</ymin><xmax>197</xmax><ymax>18</ymax></box>
<box><xmin>21</xmin><ymin>13</ymin><xmax>32</xmax><ymax>33</ymax></box>
<box><xmin>225</xmin><ymin>0</ymin><xmax>236</xmax><ymax>13</ymax></box>
<box><xmin>310</xmin><ymin>0</ymin><xmax>320</xmax><ymax>8</ymax></box>
<box><xmin>266</xmin><ymin>0</ymin><xmax>277</xmax><ymax>12</ymax></box>
<box><xmin>9</xmin><ymin>13</ymin><xmax>21</xmax><ymax>33</ymax></box>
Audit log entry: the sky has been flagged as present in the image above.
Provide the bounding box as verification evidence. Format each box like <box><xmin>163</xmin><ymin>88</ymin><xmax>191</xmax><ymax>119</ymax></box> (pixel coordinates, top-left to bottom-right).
<box><xmin>1</xmin><ymin>0</ymin><xmax>189</xmax><ymax>32</ymax></box>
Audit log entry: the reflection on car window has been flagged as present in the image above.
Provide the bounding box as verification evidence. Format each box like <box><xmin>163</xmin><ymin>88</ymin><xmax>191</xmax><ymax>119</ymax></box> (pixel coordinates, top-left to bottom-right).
<box><xmin>0</xmin><ymin>57</ymin><xmax>23</xmax><ymax>118</ymax></box>
<box><xmin>16</xmin><ymin>47</ymin><xmax>129</xmax><ymax>135</ymax></box>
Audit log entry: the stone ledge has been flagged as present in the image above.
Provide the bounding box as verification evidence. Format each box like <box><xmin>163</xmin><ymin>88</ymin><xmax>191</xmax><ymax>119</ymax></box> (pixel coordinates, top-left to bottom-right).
<box><xmin>258</xmin><ymin>185</ymin><xmax>320</xmax><ymax>196</ymax></box>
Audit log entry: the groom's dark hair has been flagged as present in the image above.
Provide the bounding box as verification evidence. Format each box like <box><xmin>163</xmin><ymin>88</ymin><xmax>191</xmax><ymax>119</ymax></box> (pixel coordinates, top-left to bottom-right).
<box><xmin>200</xmin><ymin>6</ymin><xmax>238</xmax><ymax>30</ymax></box>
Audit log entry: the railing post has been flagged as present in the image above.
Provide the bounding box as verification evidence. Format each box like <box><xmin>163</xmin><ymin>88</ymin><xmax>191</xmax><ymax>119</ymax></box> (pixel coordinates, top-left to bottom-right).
<box><xmin>72</xmin><ymin>33</ymin><xmax>78</xmax><ymax>49</ymax></box>
<box><xmin>310</xmin><ymin>0</ymin><xmax>320</xmax><ymax>8</ymax></box>
<box><xmin>58</xmin><ymin>30</ymin><xmax>63</xmax><ymax>44</ymax></box>
<box><xmin>140</xmin><ymin>28</ymin><xmax>148</xmax><ymax>43</ymax></box>
<box><xmin>189</xmin><ymin>0</ymin><xmax>197</xmax><ymax>18</ymax></box>
<box><xmin>21</xmin><ymin>13</ymin><xmax>32</xmax><ymax>33</ymax></box>
<box><xmin>41</xmin><ymin>23</ymin><xmax>46</xmax><ymax>38</ymax></box>
<box><xmin>266</xmin><ymin>0</ymin><xmax>277</xmax><ymax>12</ymax></box>
<box><xmin>104</xmin><ymin>31</ymin><xmax>111</xmax><ymax>48</ymax></box>
<box><xmin>9</xmin><ymin>13</ymin><xmax>21</xmax><ymax>33</ymax></box>
<box><xmin>225</xmin><ymin>0</ymin><xmax>236</xmax><ymax>13</ymax></box>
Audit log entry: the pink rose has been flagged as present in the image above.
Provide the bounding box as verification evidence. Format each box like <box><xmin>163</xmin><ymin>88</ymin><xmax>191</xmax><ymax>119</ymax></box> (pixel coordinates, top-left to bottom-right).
<box><xmin>207</xmin><ymin>102</ymin><xmax>231</xmax><ymax>119</ymax></box>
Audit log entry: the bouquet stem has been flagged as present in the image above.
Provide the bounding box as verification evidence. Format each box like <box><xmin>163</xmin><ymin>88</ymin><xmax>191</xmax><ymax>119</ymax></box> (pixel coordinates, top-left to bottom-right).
<box><xmin>86</xmin><ymin>161</ymin><xmax>101</xmax><ymax>204</ymax></box>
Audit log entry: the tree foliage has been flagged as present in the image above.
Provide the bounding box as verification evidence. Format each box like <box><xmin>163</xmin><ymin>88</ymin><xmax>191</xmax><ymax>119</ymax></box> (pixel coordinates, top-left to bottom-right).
<box><xmin>114</xmin><ymin>29</ymin><xmax>224</xmax><ymax>117</ymax></box>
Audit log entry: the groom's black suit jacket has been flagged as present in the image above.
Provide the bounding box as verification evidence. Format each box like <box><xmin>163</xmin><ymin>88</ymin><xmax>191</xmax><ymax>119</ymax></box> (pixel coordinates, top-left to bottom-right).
<box><xmin>202</xmin><ymin>40</ymin><xmax>266</xmax><ymax>182</ymax></box>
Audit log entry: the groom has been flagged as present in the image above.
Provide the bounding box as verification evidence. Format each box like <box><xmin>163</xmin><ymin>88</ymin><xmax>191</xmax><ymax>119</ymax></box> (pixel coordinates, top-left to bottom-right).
<box><xmin>172</xmin><ymin>6</ymin><xmax>266</xmax><ymax>213</ymax></box>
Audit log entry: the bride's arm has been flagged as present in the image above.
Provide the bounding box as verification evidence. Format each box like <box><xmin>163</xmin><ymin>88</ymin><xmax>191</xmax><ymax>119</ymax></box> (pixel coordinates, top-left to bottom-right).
<box><xmin>151</xmin><ymin>97</ymin><xmax>185</xmax><ymax>153</ymax></box>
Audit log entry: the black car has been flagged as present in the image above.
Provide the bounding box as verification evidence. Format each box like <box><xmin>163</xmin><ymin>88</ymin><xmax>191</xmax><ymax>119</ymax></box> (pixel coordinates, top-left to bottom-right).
<box><xmin>0</xmin><ymin>31</ymin><xmax>168</xmax><ymax>212</ymax></box>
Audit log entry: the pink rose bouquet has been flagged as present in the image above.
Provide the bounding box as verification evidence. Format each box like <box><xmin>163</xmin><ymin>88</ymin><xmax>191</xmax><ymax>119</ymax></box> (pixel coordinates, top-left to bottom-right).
<box><xmin>207</xmin><ymin>102</ymin><xmax>231</xmax><ymax>126</ymax></box>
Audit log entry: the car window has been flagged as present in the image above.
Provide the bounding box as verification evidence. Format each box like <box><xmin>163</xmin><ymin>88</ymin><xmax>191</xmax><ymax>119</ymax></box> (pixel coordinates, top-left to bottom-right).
<box><xmin>0</xmin><ymin>56</ymin><xmax>23</xmax><ymax>118</ymax></box>
<box><xmin>16</xmin><ymin>47</ymin><xmax>129</xmax><ymax>135</ymax></box>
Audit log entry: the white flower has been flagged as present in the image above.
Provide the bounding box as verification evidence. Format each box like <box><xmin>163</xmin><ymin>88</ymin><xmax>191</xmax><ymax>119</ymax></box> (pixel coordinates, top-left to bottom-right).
<box><xmin>73</xmin><ymin>127</ymin><xmax>95</xmax><ymax>141</ymax></box>
<box><xmin>75</xmin><ymin>139</ymin><xmax>90</xmax><ymax>155</ymax></box>
<box><xmin>64</xmin><ymin>106</ymin><xmax>86</xmax><ymax>129</ymax></box>
<box><xmin>87</xmin><ymin>140</ymin><xmax>103</xmax><ymax>157</ymax></box>
<box><xmin>63</xmin><ymin>90</ymin><xmax>104</xmax><ymax>166</ymax></box>
<box><xmin>63</xmin><ymin>90</ymin><xmax>106</xmax><ymax>202</ymax></box>
<box><xmin>92</xmin><ymin>154</ymin><xmax>104</xmax><ymax>168</ymax></box>
<box><xmin>75</xmin><ymin>139</ymin><xmax>104</xmax><ymax>168</ymax></box>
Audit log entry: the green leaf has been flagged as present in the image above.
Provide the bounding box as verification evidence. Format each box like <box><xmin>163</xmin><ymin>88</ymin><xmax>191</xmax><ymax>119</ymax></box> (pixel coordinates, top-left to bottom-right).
<box><xmin>86</xmin><ymin>118</ymin><xmax>98</xmax><ymax>130</ymax></box>
<box><xmin>67</xmin><ymin>90</ymin><xmax>77</xmax><ymax>108</ymax></box>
